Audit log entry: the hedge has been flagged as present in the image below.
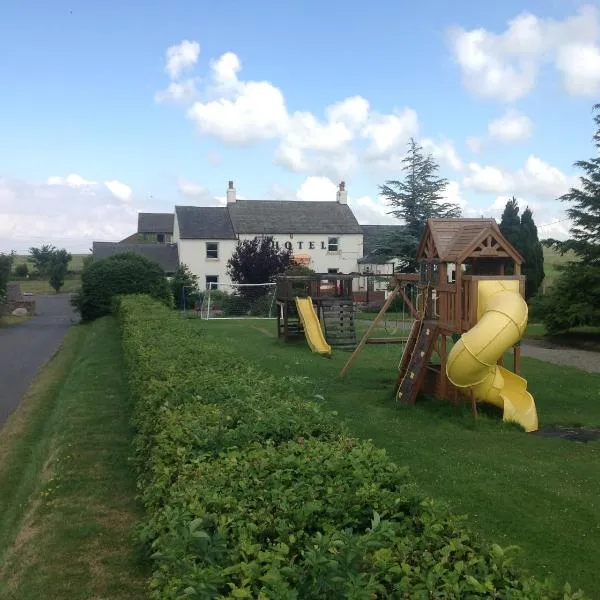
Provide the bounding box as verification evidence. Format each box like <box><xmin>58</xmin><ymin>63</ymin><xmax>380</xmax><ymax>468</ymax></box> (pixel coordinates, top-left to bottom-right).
<box><xmin>117</xmin><ymin>296</ymin><xmax>585</xmax><ymax>599</ymax></box>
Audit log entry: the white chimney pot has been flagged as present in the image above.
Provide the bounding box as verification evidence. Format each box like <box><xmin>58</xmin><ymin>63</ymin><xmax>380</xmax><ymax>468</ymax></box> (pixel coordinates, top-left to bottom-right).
<box><xmin>227</xmin><ymin>180</ymin><xmax>236</xmax><ymax>203</ymax></box>
<box><xmin>336</xmin><ymin>181</ymin><xmax>348</xmax><ymax>204</ymax></box>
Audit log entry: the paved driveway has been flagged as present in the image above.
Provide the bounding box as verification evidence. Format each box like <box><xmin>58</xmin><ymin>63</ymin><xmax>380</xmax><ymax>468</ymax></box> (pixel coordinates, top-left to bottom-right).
<box><xmin>0</xmin><ymin>294</ymin><xmax>77</xmax><ymax>427</ymax></box>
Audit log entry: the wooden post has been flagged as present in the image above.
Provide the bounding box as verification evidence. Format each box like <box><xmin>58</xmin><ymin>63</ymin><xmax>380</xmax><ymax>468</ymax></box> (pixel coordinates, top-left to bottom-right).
<box><xmin>514</xmin><ymin>345</ymin><xmax>521</xmax><ymax>375</ymax></box>
<box><xmin>455</xmin><ymin>262</ymin><xmax>462</xmax><ymax>331</ymax></box>
<box><xmin>340</xmin><ymin>285</ymin><xmax>401</xmax><ymax>378</ymax></box>
<box><xmin>439</xmin><ymin>334</ymin><xmax>447</xmax><ymax>399</ymax></box>
<box><xmin>470</xmin><ymin>389</ymin><xmax>478</xmax><ymax>420</ymax></box>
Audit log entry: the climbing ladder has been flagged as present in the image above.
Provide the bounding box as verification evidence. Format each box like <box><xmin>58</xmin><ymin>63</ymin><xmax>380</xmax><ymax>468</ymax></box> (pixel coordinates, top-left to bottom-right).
<box><xmin>321</xmin><ymin>298</ymin><xmax>357</xmax><ymax>350</ymax></box>
<box><xmin>395</xmin><ymin>320</ymin><xmax>439</xmax><ymax>405</ymax></box>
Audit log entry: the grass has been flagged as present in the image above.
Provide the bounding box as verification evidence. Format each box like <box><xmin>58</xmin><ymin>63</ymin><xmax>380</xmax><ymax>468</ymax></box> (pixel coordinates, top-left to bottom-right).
<box><xmin>12</xmin><ymin>277</ymin><xmax>81</xmax><ymax>295</ymax></box>
<box><xmin>12</xmin><ymin>254</ymin><xmax>89</xmax><ymax>273</ymax></box>
<box><xmin>0</xmin><ymin>318</ymin><xmax>146</xmax><ymax>600</ymax></box>
<box><xmin>0</xmin><ymin>315</ymin><xmax>30</xmax><ymax>327</ymax></box>
<box><xmin>192</xmin><ymin>318</ymin><xmax>600</xmax><ymax>597</ymax></box>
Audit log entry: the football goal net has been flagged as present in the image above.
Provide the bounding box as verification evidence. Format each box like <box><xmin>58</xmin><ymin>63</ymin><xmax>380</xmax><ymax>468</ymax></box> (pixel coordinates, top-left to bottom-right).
<box><xmin>200</xmin><ymin>282</ymin><xmax>277</xmax><ymax>319</ymax></box>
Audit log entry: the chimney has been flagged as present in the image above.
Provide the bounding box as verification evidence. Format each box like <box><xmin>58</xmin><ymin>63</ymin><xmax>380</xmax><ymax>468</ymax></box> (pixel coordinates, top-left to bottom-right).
<box><xmin>336</xmin><ymin>181</ymin><xmax>347</xmax><ymax>204</ymax></box>
<box><xmin>227</xmin><ymin>180</ymin><xmax>236</xmax><ymax>203</ymax></box>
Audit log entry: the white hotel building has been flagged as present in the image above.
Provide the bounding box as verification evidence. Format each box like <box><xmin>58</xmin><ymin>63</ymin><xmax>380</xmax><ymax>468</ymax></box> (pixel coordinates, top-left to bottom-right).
<box><xmin>92</xmin><ymin>181</ymin><xmax>405</xmax><ymax>292</ymax></box>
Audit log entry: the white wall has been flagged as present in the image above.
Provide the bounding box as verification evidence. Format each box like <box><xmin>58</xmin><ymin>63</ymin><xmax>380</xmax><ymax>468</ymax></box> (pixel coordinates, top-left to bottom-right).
<box><xmin>177</xmin><ymin>239</ymin><xmax>238</xmax><ymax>288</ymax></box>
<box><xmin>173</xmin><ymin>211</ymin><xmax>180</xmax><ymax>243</ymax></box>
<box><xmin>238</xmin><ymin>233</ymin><xmax>362</xmax><ymax>274</ymax></box>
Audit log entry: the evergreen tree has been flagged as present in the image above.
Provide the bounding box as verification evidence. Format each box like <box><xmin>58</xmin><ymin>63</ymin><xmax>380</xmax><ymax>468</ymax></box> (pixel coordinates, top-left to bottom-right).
<box><xmin>519</xmin><ymin>207</ymin><xmax>545</xmax><ymax>299</ymax></box>
<box><xmin>539</xmin><ymin>104</ymin><xmax>600</xmax><ymax>332</ymax></box>
<box><xmin>378</xmin><ymin>138</ymin><xmax>461</xmax><ymax>270</ymax></box>
<box><xmin>499</xmin><ymin>197</ymin><xmax>521</xmax><ymax>251</ymax></box>
<box><xmin>170</xmin><ymin>263</ymin><xmax>199</xmax><ymax>309</ymax></box>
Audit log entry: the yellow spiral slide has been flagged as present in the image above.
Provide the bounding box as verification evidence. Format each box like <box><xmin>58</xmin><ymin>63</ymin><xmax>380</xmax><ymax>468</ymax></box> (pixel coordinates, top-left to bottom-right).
<box><xmin>446</xmin><ymin>280</ymin><xmax>538</xmax><ymax>432</ymax></box>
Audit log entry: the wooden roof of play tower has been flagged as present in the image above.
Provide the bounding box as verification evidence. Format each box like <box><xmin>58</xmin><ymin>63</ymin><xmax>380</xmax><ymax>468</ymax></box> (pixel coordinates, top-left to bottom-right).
<box><xmin>417</xmin><ymin>218</ymin><xmax>523</xmax><ymax>265</ymax></box>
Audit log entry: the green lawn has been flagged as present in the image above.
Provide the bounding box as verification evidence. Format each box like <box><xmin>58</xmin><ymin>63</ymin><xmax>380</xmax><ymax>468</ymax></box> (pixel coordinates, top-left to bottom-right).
<box><xmin>11</xmin><ymin>277</ymin><xmax>81</xmax><ymax>295</ymax></box>
<box><xmin>12</xmin><ymin>253</ymin><xmax>89</xmax><ymax>273</ymax></box>
<box><xmin>0</xmin><ymin>315</ymin><xmax>30</xmax><ymax>328</ymax></box>
<box><xmin>0</xmin><ymin>318</ymin><xmax>147</xmax><ymax>599</ymax></box>
<box><xmin>192</xmin><ymin>318</ymin><xmax>600</xmax><ymax>597</ymax></box>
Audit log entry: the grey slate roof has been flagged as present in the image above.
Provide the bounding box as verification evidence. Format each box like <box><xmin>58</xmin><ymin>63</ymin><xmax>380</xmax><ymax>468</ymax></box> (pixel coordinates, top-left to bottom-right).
<box><xmin>138</xmin><ymin>212</ymin><xmax>174</xmax><ymax>234</ymax></box>
<box><xmin>228</xmin><ymin>200</ymin><xmax>363</xmax><ymax>235</ymax></box>
<box><xmin>175</xmin><ymin>206</ymin><xmax>237</xmax><ymax>239</ymax></box>
<box><xmin>92</xmin><ymin>242</ymin><xmax>179</xmax><ymax>273</ymax></box>
<box><xmin>359</xmin><ymin>225</ymin><xmax>407</xmax><ymax>264</ymax></box>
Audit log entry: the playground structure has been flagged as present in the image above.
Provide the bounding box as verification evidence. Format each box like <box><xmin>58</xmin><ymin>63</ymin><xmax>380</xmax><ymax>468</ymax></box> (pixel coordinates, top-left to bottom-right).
<box><xmin>341</xmin><ymin>218</ymin><xmax>539</xmax><ymax>433</ymax></box>
<box><xmin>276</xmin><ymin>274</ymin><xmax>357</xmax><ymax>354</ymax></box>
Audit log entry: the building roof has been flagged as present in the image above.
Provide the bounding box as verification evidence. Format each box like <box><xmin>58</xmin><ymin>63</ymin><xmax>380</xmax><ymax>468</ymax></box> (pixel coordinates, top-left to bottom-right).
<box><xmin>175</xmin><ymin>206</ymin><xmax>237</xmax><ymax>239</ymax></box>
<box><xmin>227</xmin><ymin>200</ymin><xmax>363</xmax><ymax>235</ymax></box>
<box><xmin>417</xmin><ymin>218</ymin><xmax>522</xmax><ymax>264</ymax></box>
<box><xmin>92</xmin><ymin>242</ymin><xmax>179</xmax><ymax>273</ymax></box>
<box><xmin>138</xmin><ymin>212</ymin><xmax>174</xmax><ymax>234</ymax></box>
<box><xmin>359</xmin><ymin>225</ymin><xmax>408</xmax><ymax>264</ymax></box>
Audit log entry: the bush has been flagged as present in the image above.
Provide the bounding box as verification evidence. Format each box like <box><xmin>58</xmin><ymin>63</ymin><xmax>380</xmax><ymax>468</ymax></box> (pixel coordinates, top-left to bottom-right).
<box><xmin>13</xmin><ymin>263</ymin><xmax>29</xmax><ymax>277</ymax></box>
<box><xmin>117</xmin><ymin>296</ymin><xmax>586</xmax><ymax>600</ymax></box>
<box><xmin>73</xmin><ymin>253</ymin><xmax>172</xmax><ymax>321</ymax></box>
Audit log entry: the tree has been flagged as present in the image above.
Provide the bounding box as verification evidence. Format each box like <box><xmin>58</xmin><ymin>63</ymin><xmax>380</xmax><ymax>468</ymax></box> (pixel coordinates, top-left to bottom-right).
<box><xmin>227</xmin><ymin>236</ymin><xmax>293</xmax><ymax>287</ymax></box>
<box><xmin>0</xmin><ymin>252</ymin><xmax>15</xmax><ymax>304</ymax></box>
<box><xmin>499</xmin><ymin>199</ymin><xmax>545</xmax><ymax>299</ymax></box>
<box><xmin>378</xmin><ymin>138</ymin><xmax>461</xmax><ymax>270</ymax></box>
<box><xmin>170</xmin><ymin>264</ymin><xmax>199</xmax><ymax>309</ymax></box>
<box><xmin>28</xmin><ymin>245</ymin><xmax>71</xmax><ymax>279</ymax></box>
<box><xmin>539</xmin><ymin>104</ymin><xmax>600</xmax><ymax>332</ymax></box>
<box><xmin>49</xmin><ymin>260</ymin><xmax>68</xmax><ymax>293</ymax></box>
<box><xmin>14</xmin><ymin>263</ymin><xmax>29</xmax><ymax>278</ymax></box>
<box><xmin>520</xmin><ymin>208</ymin><xmax>545</xmax><ymax>299</ymax></box>
<box><xmin>72</xmin><ymin>253</ymin><xmax>172</xmax><ymax>322</ymax></box>
<box><xmin>499</xmin><ymin>197</ymin><xmax>521</xmax><ymax>251</ymax></box>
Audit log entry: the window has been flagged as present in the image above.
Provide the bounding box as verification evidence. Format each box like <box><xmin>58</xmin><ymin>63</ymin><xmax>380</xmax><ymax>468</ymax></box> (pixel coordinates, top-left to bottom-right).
<box><xmin>327</xmin><ymin>268</ymin><xmax>339</xmax><ymax>274</ymax></box>
<box><xmin>328</xmin><ymin>237</ymin><xmax>339</xmax><ymax>252</ymax></box>
<box><xmin>157</xmin><ymin>233</ymin><xmax>165</xmax><ymax>243</ymax></box>
<box><xmin>206</xmin><ymin>242</ymin><xmax>219</xmax><ymax>259</ymax></box>
<box><xmin>205</xmin><ymin>275</ymin><xmax>218</xmax><ymax>290</ymax></box>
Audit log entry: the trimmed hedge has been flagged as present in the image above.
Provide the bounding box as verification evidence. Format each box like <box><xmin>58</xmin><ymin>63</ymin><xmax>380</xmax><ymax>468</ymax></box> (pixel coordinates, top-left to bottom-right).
<box><xmin>118</xmin><ymin>296</ymin><xmax>586</xmax><ymax>599</ymax></box>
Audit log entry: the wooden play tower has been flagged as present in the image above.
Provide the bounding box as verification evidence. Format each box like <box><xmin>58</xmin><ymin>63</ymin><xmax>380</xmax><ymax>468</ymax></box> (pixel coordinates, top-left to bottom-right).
<box><xmin>276</xmin><ymin>273</ymin><xmax>358</xmax><ymax>350</ymax></box>
<box><xmin>341</xmin><ymin>218</ymin><xmax>526</xmax><ymax>408</ymax></box>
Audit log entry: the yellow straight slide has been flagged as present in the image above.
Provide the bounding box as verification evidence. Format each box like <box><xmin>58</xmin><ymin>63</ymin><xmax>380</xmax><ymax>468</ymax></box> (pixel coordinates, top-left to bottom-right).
<box><xmin>446</xmin><ymin>280</ymin><xmax>538</xmax><ymax>432</ymax></box>
<box><xmin>295</xmin><ymin>297</ymin><xmax>332</xmax><ymax>357</ymax></box>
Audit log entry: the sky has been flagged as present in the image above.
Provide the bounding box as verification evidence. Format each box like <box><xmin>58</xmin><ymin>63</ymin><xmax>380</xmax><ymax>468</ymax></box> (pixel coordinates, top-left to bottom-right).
<box><xmin>1</xmin><ymin>0</ymin><xmax>599</xmax><ymax>252</ymax></box>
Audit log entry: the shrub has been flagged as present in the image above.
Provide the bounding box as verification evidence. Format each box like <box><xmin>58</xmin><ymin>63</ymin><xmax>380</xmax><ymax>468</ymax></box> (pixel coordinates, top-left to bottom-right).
<box><xmin>73</xmin><ymin>253</ymin><xmax>172</xmax><ymax>321</ymax></box>
<box><xmin>13</xmin><ymin>263</ymin><xmax>29</xmax><ymax>277</ymax></box>
<box><xmin>117</xmin><ymin>296</ymin><xmax>586</xmax><ymax>600</ymax></box>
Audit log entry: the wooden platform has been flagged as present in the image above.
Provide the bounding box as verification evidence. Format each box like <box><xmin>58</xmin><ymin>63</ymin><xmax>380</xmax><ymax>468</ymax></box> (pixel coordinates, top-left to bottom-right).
<box><xmin>321</xmin><ymin>298</ymin><xmax>357</xmax><ymax>350</ymax></box>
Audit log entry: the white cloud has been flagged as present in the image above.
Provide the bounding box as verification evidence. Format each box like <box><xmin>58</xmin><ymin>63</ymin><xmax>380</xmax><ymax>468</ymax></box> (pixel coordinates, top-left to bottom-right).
<box><xmin>448</xmin><ymin>5</ymin><xmax>600</xmax><ymax>100</ymax></box>
<box><xmin>421</xmin><ymin>138</ymin><xmax>463</xmax><ymax>170</ymax></box>
<box><xmin>0</xmin><ymin>175</ymin><xmax>140</xmax><ymax>253</ymax></box>
<box><xmin>325</xmin><ymin>96</ymin><xmax>370</xmax><ymax>130</ymax></box>
<box><xmin>556</xmin><ymin>42</ymin><xmax>600</xmax><ymax>95</ymax></box>
<box><xmin>104</xmin><ymin>180</ymin><xmax>133</xmax><ymax>202</ymax></box>
<box><xmin>177</xmin><ymin>178</ymin><xmax>224</xmax><ymax>205</ymax></box>
<box><xmin>154</xmin><ymin>79</ymin><xmax>198</xmax><ymax>103</ymax></box>
<box><xmin>188</xmin><ymin>76</ymin><xmax>289</xmax><ymax>144</ymax></box>
<box><xmin>165</xmin><ymin>40</ymin><xmax>200</xmax><ymax>79</ymax></box>
<box><xmin>463</xmin><ymin>155</ymin><xmax>577</xmax><ymax>201</ymax></box>
<box><xmin>295</xmin><ymin>176</ymin><xmax>338</xmax><ymax>202</ymax></box>
<box><xmin>47</xmin><ymin>173</ymin><xmax>96</xmax><ymax>188</ymax></box>
<box><xmin>442</xmin><ymin>180</ymin><xmax>467</xmax><ymax>209</ymax></box>
<box><xmin>362</xmin><ymin>108</ymin><xmax>419</xmax><ymax>157</ymax></box>
<box><xmin>488</xmin><ymin>109</ymin><xmax>533</xmax><ymax>142</ymax></box>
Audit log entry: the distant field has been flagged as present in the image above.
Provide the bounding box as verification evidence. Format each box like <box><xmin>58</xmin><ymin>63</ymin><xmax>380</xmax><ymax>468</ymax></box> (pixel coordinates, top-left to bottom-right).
<box><xmin>541</xmin><ymin>246</ymin><xmax>577</xmax><ymax>292</ymax></box>
<box><xmin>12</xmin><ymin>254</ymin><xmax>90</xmax><ymax>273</ymax></box>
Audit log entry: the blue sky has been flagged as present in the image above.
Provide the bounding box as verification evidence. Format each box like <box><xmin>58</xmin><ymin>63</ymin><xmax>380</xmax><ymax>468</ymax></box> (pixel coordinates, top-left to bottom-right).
<box><xmin>1</xmin><ymin>0</ymin><xmax>599</xmax><ymax>251</ymax></box>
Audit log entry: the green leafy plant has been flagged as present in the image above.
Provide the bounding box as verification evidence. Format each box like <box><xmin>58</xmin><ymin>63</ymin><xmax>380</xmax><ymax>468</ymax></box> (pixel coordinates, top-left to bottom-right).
<box><xmin>117</xmin><ymin>296</ymin><xmax>587</xmax><ymax>600</ymax></box>
<box><xmin>73</xmin><ymin>253</ymin><xmax>172</xmax><ymax>321</ymax></box>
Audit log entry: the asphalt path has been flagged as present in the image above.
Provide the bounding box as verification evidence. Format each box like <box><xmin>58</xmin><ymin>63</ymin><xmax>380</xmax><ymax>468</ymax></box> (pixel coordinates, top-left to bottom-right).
<box><xmin>0</xmin><ymin>294</ymin><xmax>77</xmax><ymax>428</ymax></box>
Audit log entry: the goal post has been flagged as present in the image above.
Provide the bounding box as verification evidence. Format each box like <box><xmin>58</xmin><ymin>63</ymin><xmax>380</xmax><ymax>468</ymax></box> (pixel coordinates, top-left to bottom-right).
<box><xmin>201</xmin><ymin>282</ymin><xmax>277</xmax><ymax>319</ymax></box>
